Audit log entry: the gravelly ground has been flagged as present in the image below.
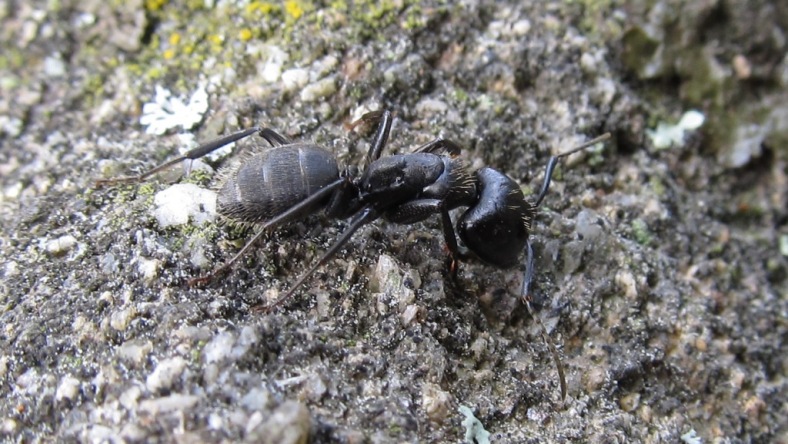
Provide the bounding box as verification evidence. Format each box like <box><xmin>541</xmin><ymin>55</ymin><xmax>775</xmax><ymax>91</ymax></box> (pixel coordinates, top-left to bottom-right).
<box><xmin>1</xmin><ymin>1</ymin><xmax>786</xmax><ymax>443</ymax></box>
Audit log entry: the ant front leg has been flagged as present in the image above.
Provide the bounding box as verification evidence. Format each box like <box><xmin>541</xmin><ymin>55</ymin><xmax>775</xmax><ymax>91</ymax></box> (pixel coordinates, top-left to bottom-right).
<box><xmin>95</xmin><ymin>127</ymin><xmax>292</xmax><ymax>187</ymax></box>
<box><xmin>347</xmin><ymin>110</ymin><xmax>394</xmax><ymax>163</ymax></box>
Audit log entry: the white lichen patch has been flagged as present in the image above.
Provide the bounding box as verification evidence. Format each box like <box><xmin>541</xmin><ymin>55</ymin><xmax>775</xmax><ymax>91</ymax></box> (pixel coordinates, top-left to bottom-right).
<box><xmin>459</xmin><ymin>405</ymin><xmax>491</xmax><ymax>444</ymax></box>
<box><xmin>681</xmin><ymin>429</ymin><xmax>702</xmax><ymax>444</ymax></box>
<box><xmin>261</xmin><ymin>46</ymin><xmax>288</xmax><ymax>83</ymax></box>
<box><xmin>153</xmin><ymin>183</ymin><xmax>216</xmax><ymax>228</ymax></box>
<box><xmin>647</xmin><ymin>110</ymin><xmax>705</xmax><ymax>150</ymax></box>
<box><xmin>140</xmin><ymin>83</ymin><xmax>209</xmax><ymax>135</ymax></box>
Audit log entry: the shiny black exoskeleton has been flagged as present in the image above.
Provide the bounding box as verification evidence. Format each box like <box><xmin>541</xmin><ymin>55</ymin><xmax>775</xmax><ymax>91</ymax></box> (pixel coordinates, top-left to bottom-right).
<box><xmin>97</xmin><ymin>110</ymin><xmax>609</xmax><ymax>400</ymax></box>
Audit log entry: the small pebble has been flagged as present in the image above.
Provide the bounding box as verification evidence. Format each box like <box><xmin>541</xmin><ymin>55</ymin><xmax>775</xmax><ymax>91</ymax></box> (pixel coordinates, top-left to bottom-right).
<box><xmin>300</xmin><ymin>77</ymin><xmax>337</xmax><ymax>102</ymax></box>
<box><xmin>146</xmin><ymin>357</ymin><xmax>187</xmax><ymax>393</ymax></box>
<box><xmin>55</xmin><ymin>375</ymin><xmax>81</xmax><ymax>402</ymax></box>
<box><xmin>46</xmin><ymin>234</ymin><xmax>78</xmax><ymax>256</ymax></box>
<box><xmin>139</xmin><ymin>394</ymin><xmax>200</xmax><ymax>414</ymax></box>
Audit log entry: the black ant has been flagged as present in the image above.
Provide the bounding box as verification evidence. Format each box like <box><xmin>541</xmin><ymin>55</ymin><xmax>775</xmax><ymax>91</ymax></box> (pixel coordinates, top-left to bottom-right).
<box><xmin>96</xmin><ymin>110</ymin><xmax>610</xmax><ymax>400</ymax></box>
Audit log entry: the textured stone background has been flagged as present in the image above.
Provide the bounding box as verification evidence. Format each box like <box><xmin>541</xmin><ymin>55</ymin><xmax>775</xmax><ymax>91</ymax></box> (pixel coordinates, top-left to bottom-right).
<box><xmin>1</xmin><ymin>1</ymin><xmax>786</xmax><ymax>442</ymax></box>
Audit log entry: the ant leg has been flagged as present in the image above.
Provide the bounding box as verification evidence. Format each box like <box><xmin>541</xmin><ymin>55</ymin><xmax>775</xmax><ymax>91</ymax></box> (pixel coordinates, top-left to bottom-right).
<box><xmin>257</xmin><ymin>128</ymin><xmax>292</xmax><ymax>146</ymax></box>
<box><xmin>95</xmin><ymin>127</ymin><xmax>292</xmax><ymax>187</ymax></box>
<box><xmin>533</xmin><ymin>133</ymin><xmax>610</xmax><ymax>208</ymax></box>
<box><xmin>188</xmin><ymin>178</ymin><xmax>346</xmax><ymax>286</ymax></box>
<box><xmin>521</xmin><ymin>240</ymin><xmax>567</xmax><ymax>402</ymax></box>
<box><xmin>413</xmin><ymin>138</ymin><xmax>462</xmax><ymax>157</ymax></box>
<box><xmin>439</xmin><ymin>209</ymin><xmax>464</xmax><ymax>276</ymax></box>
<box><xmin>385</xmin><ymin>199</ymin><xmax>465</xmax><ymax>272</ymax></box>
<box><xmin>347</xmin><ymin>110</ymin><xmax>393</xmax><ymax>162</ymax></box>
<box><xmin>365</xmin><ymin>110</ymin><xmax>393</xmax><ymax>162</ymax></box>
<box><xmin>255</xmin><ymin>205</ymin><xmax>381</xmax><ymax>313</ymax></box>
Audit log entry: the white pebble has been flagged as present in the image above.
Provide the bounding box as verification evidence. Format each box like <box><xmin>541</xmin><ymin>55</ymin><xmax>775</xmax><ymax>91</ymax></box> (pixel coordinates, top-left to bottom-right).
<box><xmin>146</xmin><ymin>357</ymin><xmax>187</xmax><ymax>393</ymax></box>
<box><xmin>300</xmin><ymin>77</ymin><xmax>337</xmax><ymax>102</ymax></box>
<box><xmin>203</xmin><ymin>330</ymin><xmax>236</xmax><ymax>364</ymax></box>
<box><xmin>281</xmin><ymin>68</ymin><xmax>309</xmax><ymax>91</ymax></box>
<box><xmin>55</xmin><ymin>375</ymin><xmax>81</xmax><ymax>402</ymax></box>
<box><xmin>139</xmin><ymin>394</ymin><xmax>200</xmax><ymax>414</ymax></box>
<box><xmin>46</xmin><ymin>234</ymin><xmax>78</xmax><ymax>256</ymax></box>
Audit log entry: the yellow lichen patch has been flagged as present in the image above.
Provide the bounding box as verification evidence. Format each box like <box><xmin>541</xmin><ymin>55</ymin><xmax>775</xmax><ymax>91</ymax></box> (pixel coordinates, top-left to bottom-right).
<box><xmin>209</xmin><ymin>34</ymin><xmax>224</xmax><ymax>46</ymax></box>
<box><xmin>246</xmin><ymin>1</ymin><xmax>277</xmax><ymax>15</ymax></box>
<box><xmin>284</xmin><ymin>0</ymin><xmax>305</xmax><ymax>20</ymax></box>
<box><xmin>239</xmin><ymin>28</ymin><xmax>254</xmax><ymax>41</ymax></box>
<box><xmin>144</xmin><ymin>0</ymin><xmax>168</xmax><ymax>12</ymax></box>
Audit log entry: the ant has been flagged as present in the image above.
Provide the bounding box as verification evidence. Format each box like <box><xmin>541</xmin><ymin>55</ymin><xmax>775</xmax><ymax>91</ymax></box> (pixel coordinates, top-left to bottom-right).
<box><xmin>96</xmin><ymin>110</ymin><xmax>610</xmax><ymax>400</ymax></box>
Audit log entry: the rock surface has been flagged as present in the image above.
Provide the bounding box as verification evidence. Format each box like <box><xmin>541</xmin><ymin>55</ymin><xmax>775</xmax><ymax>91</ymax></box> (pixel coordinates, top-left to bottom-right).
<box><xmin>0</xmin><ymin>1</ymin><xmax>785</xmax><ymax>442</ymax></box>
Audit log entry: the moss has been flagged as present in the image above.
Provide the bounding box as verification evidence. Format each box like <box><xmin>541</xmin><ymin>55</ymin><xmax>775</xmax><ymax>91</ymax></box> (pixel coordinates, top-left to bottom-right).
<box><xmin>676</xmin><ymin>46</ymin><xmax>725</xmax><ymax>108</ymax></box>
<box><xmin>191</xmin><ymin>341</ymin><xmax>205</xmax><ymax>363</ymax></box>
<box><xmin>402</xmin><ymin>4</ymin><xmax>426</xmax><ymax>30</ymax></box>
<box><xmin>631</xmin><ymin>218</ymin><xmax>653</xmax><ymax>246</ymax></box>
<box><xmin>111</xmin><ymin>186</ymin><xmax>139</xmax><ymax>205</ymax></box>
<box><xmin>621</xmin><ymin>26</ymin><xmax>661</xmax><ymax>78</ymax></box>
<box><xmin>340</xmin><ymin>0</ymin><xmax>407</xmax><ymax>40</ymax></box>
<box><xmin>563</xmin><ymin>0</ymin><xmax>619</xmax><ymax>38</ymax></box>
<box><xmin>585</xmin><ymin>144</ymin><xmax>606</xmax><ymax>168</ymax></box>
<box><xmin>0</xmin><ymin>47</ymin><xmax>25</xmax><ymax>71</ymax></box>
<box><xmin>649</xmin><ymin>175</ymin><xmax>666</xmax><ymax>197</ymax></box>
<box><xmin>452</xmin><ymin>88</ymin><xmax>469</xmax><ymax>104</ymax></box>
<box><xmin>181</xmin><ymin>169</ymin><xmax>214</xmax><ymax>187</ymax></box>
<box><xmin>137</xmin><ymin>183</ymin><xmax>157</xmax><ymax>197</ymax></box>
<box><xmin>81</xmin><ymin>73</ymin><xmax>107</xmax><ymax>108</ymax></box>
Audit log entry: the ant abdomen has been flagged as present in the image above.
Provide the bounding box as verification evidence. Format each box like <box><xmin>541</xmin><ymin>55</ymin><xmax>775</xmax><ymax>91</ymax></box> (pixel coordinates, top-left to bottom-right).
<box><xmin>217</xmin><ymin>143</ymin><xmax>339</xmax><ymax>224</ymax></box>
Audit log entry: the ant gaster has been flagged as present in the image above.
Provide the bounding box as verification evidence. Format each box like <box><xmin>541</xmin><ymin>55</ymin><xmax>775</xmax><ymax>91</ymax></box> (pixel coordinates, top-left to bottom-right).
<box><xmin>97</xmin><ymin>110</ymin><xmax>610</xmax><ymax>400</ymax></box>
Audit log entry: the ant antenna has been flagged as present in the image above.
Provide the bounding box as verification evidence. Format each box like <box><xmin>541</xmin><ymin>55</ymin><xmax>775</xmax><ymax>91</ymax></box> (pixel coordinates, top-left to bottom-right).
<box><xmin>525</xmin><ymin>132</ymin><xmax>610</xmax><ymax>402</ymax></box>
<box><xmin>534</xmin><ymin>133</ymin><xmax>610</xmax><ymax>208</ymax></box>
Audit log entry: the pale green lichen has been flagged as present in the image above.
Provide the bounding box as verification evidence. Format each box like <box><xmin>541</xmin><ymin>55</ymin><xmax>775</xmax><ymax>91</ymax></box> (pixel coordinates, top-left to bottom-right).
<box><xmin>646</xmin><ymin>110</ymin><xmax>705</xmax><ymax>150</ymax></box>
<box><xmin>459</xmin><ymin>405</ymin><xmax>490</xmax><ymax>444</ymax></box>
